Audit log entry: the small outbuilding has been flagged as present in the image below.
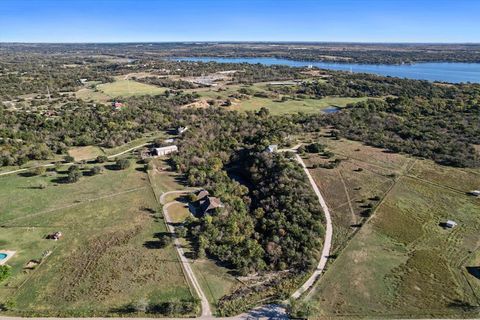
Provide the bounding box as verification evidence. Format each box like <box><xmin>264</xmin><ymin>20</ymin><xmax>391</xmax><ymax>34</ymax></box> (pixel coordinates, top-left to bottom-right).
<box><xmin>47</xmin><ymin>231</ymin><xmax>63</xmax><ymax>241</ymax></box>
<box><xmin>177</xmin><ymin>126</ymin><xmax>188</xmax><ymax>135</ymax></box>
<box><xmin>469</xmin><ymin>190</ymin><xmax>480</xmax><ymax>197</ymax></box>
<box><xmin>445</xmin><ymin>220</ymin><xmax>458</xmax><ymax>229</ymax></box>
<box><xmin>266</xmin><ymin>144</ymin><xmax>278</xmax><ymax>153</ymax></box>
<box><xmin>151</xmin><ymin>145</ymin><xmax>178</xmax><ymax>157</ymax></box>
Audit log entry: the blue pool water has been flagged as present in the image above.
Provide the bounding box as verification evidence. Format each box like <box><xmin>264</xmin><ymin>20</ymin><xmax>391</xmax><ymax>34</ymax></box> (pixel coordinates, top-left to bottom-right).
<box><xmin>0</xmin><ymin>253</ymin><xmax>7</xmax><ymax>260</ymax></box>
<box><xmin>174</xmin><ymin>57</ymin><xmax>480</xmax><ymax>84</ymax></box>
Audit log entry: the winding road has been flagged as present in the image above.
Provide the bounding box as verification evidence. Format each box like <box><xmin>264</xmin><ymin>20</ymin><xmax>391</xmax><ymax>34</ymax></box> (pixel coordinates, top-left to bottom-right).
<box><xmin>278</xmin><ymin>145</ymin><xmax>333</xmax><ymax>299</ymax></box>
<box><xmin>290</xmin><ymin>153</ymin><xmax>333</xmax><ymax>299</ymax></box>
<box><xmin>0</xmin><ymin>145</ymin><xmax>329</xmax><ymax>319</ymax></box>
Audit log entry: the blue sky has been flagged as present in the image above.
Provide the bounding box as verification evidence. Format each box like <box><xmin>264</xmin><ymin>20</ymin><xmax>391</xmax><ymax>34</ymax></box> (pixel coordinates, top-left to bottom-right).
<box><xmin>1</xmin><ymin>0</ymin><xmax>479</xmax><ymax>43</ymax></box>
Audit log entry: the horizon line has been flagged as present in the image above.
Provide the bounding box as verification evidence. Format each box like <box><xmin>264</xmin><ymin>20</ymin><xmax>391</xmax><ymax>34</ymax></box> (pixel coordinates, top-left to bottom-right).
<box><xmin>1</xmin><ymin>41</ymin><xmax>480</xmax><ymax>45</ymax></box>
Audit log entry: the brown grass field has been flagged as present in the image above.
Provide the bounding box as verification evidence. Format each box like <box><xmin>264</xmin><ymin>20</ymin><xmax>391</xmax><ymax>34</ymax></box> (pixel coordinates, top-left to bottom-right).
<box><xmin>302</xmin><ymin>136</ymin><xmax>480</xmax><ymax>318</ymax></box>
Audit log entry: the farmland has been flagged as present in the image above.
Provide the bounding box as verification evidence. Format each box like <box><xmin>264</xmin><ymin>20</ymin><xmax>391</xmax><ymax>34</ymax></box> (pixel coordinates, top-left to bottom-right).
<box><xmin>76</xmin><ymin>78</ymin><xmax>166</xmax><ymax>103</ymax></box>
<box><xmin>302</xmin><ymin>136</ymin><xmax>480</xmax><ymax>318</ymax></box>
<box><xmin>190</xmin><ymin>82</ymin><xmax>368</xmax><ymax>115</ymax></box>
<box><xmin>0</xmin><ymin>158</ymin><xmax>196</xmax><ymax>316</ymax></box>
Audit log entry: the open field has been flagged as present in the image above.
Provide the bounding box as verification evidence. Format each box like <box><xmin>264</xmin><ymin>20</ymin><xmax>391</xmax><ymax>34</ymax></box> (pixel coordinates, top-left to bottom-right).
<box><xmin>304</xmin><ymin>137</ymin><xmax>480</xmax><ymax>318</ymax></box>
<box><xmin>0</xmin><ymin>160</ymin><xmax>195</xmax><ymax>316</ymax></box>
<box><xmin>68</xmin><ymin>146</ymin><xmax>105</xmax><ymax>162</ymax></box>
<box><xmin>191</xmin><ymin>83</ymin><xmax>368</xmax><ymax>115</ymax></box>
<box><xmin>230</xmin><ymin>96</ymin><xmax>367</xmax><ymax>115</ymax></box>
<box><xmin>301</xmin><ymin>136</ymin><xmax>413</xmax><ymax>251</ymax></box>
<box><xmin>76</xmin><ymin>79</ymin><xmax>167</xmax><ymax>103</ymax></box>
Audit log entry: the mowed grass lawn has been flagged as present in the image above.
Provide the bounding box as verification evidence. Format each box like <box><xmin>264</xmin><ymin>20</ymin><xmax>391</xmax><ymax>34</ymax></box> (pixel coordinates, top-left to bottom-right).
<box><xmin>76</xmin><ymin>79</ymin><xmax>166</xmax><ymax>103</ymax></box>
<box><xmin>307</xmin><ymin>155</ymin><xmax>480</xmax><ymax>318</ymax></box>
<box><xmin>191</xmin><ymin>84</ymin><xmax>368</xmax><ymax>115</ymax></box>
<box><xmin>68</xmin><ymin>146</ymin><xmax>105</xmax><ymax>162</ymax></box>
<box><xmin>98</xmin><ymin>80</ymin><xmax>166</xmax><ymax>97</ymax></box>
<box><xmin>231</xmin><ymin>96</ymin><xmax>368</xmax><ymax>115</ymax></box>
<box><xmin>0</xmin><ymin>161</ymin><xmax>195</xmax><ymax>316</ymax></box>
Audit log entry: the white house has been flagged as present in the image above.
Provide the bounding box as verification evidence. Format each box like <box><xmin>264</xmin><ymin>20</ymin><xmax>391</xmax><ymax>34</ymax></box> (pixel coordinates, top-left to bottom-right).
<box><xmin>445</xmin><ymin>220</ymin><xmax>457</xmax><ymax>228</ymax></box>
<box><xmin>152</xmin><ymin>145</ymin><xmax>178</xmax><ymax>157</ymax></box>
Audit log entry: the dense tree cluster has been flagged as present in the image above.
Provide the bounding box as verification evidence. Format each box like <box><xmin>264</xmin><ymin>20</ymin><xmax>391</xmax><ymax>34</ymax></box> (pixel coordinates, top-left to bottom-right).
<box><xmin>0</xmin><ymin>93</ymin><xmax>197</xmax><ymax>166</ymax></box>
<box><xmin>135</xmin><ymin>77</ymin><xmax>202</xmax><ymax>89</ymax></box>
<box><xmin>327</xmin><ymin>97</ymin><xmax>480</xmax><ymax>167</ymax></box>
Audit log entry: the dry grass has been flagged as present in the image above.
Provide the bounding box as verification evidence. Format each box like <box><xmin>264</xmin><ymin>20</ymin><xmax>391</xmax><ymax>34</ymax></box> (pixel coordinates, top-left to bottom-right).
<box><xmin>306</xmin><ymin>138</ymin><xmax>480</xmax><ymax>318</ymax></box>
<box><xmin>68</xmin><ymin>146</ymin><xmax>104</xmax><ymax>161</ymax></box>
<box><xmin>0</xmin><ymin>163</ymin><xmax>194</xmax><ymax>316</ymax></box>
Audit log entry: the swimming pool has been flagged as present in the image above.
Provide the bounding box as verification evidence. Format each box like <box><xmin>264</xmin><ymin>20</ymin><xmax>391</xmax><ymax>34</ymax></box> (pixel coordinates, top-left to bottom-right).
<box><xmin>0</xmin><ymin>253</ymin><xmax>7</xmax><ymax>260</ymax></box>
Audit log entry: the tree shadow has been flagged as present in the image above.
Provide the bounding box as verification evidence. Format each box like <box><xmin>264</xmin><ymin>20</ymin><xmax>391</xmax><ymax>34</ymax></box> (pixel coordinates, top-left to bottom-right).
<box><xmin>466</xmin><ymin>266</ymin><xmax>480</xmax><ymax>280</ymax></box>
<box><xmin>51</xmin><ymin>176</ymin><xmax>69</xmax><ymax>184</ymax></box>
<box><xmin>18</xmin><ymin>172</ymin><xmax>37</xmax><ymax>177</ymax></box>
<box><xmin>448</xmin><ymin>299</ymin><xmax>478</xmax><ymax>311</ymax></box>
<box><xmin>104</xmin><ymin>164</ymin><xmax>123</xmax><ymax>171</ymax></box>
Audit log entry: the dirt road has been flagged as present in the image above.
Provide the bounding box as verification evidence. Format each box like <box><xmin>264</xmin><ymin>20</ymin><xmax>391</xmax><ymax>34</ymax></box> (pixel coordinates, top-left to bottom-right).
<box><xmin>277</xmin><ymin>147</ymin><xmax>333</xmax><ymax>299</ymax></box>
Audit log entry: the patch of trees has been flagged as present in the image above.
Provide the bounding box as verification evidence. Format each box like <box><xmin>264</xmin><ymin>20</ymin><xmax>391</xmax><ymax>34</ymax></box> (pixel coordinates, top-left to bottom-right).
<box><xmin>135</xmin><ymin>77</ymin><xmax>201</xmax><ymax>89</ymax></box>
<box><xmin>0</xmin><ymin>93</ymin><xmax>197</xmax><ymax>167</ymax></box>
<box><xmin>0</xmin><ymin>265</ymin><xmax>11</xmax><ymax>283</ymax></box>
<box><xmin>306</xmin><ymin>96</ymin><xmax>480</xmax><ymax>167</ymax></box>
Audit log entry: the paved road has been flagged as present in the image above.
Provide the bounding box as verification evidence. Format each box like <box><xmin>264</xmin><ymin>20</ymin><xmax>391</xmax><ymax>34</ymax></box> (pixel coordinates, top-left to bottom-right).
<box><xmin>279</xmin><ymin>147</ymin><xmax>333</xmax><ymax>299</ymax></box>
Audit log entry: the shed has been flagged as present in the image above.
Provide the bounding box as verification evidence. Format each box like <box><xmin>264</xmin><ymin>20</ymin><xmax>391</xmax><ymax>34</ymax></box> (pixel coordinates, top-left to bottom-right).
<box><xmin>266</xmin><ymin>144</ymin><xmax>278</xmax><ymax>153</ymax></box>
<box><xmin>177</xmin><ymin>126</ymin><xmax>188</xmax><ymax>135</ymax></box>
<box><xmin>469</xmin><ymin>190</ymin><xmax>480</xmax><ymax>197</ymax></box>
<box><xmin>152</xmin><ymin>145</ymin><xmax>178</xmax><ymax>157</ymax></box>
<box><xmin>445</xmin><ymin>220</ymin><xmax>457</xmax><ymax>228</ymax></box>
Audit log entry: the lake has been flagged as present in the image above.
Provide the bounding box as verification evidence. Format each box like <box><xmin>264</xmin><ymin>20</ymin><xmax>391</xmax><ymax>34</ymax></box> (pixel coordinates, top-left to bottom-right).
<box><xmin>175</xmin><ymin>57</ymin><xmax>480</xmax><ymax>84</ymax></box>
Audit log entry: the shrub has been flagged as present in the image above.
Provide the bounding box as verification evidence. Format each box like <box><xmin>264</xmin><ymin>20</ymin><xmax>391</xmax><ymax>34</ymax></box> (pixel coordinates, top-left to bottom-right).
<box><xmin>0</xmin><ymin>265</ymin><xmax>11</xmax><ymax>283</ymax></box>
<box><xmin>64</xmin><ymin>155</ymin><xmax>75</xmax><ymax>163</ymax></box>
<box><xmin>67</xmin><ymin>165</ymin><xmax>82</xmax><ymax>183</ymax></box>
<box><xmin>116</xmin><ymin>159</ymin><xmax>131</xmax><ymax>170</ymax></box>
<box><xmin>96</xmin><ymin>155</ymin><xmax>108</xmax><ymax>163</ymax></box>
<box><xmin>91</xmin><ymin>166</ymin><xmax>103</xmax><ymax>175</ymax></box>
<box><xmin>32</xmin><ymin>166</ymin><xmax>47</xmax><ymax>176</ymax></box>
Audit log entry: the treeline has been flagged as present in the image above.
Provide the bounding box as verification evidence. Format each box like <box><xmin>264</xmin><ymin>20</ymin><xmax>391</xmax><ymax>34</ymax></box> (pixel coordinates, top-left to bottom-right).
<box><xmin>269</xmin><ymin>73</ymin><xmax>464</xmax><ymax>99</ymax></box>
<box><xmin>307</xmin><ymin>96</ymin><xmax>480</xmax><ymax>167</ymax></box>
<box><xmin>0</xmin><ymin>93</ymin><xmax>198</xmax><ymax>166</ymax></box>
<box><xmin>4</xmin><ymin>42</ymin><xmax>480</xmax><ymax>64</ymax></box>
<box><xmin>135</xmin><ymin>76</ymin><xmax>201</xmax><ymax>89</ymax></box>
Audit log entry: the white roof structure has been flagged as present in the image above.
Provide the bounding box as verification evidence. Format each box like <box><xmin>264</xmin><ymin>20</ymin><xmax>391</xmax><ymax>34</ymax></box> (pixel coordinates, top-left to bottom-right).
<box><xmin>445</xmin><ymin>220</ymin><xmax>457</xmax><ymax>228</ymax></box>
<box><xmin>153</xmin><ymin>145</ymin><xmax>178</xmax><ymax>156</ymax></box>
<box><xmin>266</xmin><ymin>144</ymin><xmax>278</xmax><ymax>153</ymax></box>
